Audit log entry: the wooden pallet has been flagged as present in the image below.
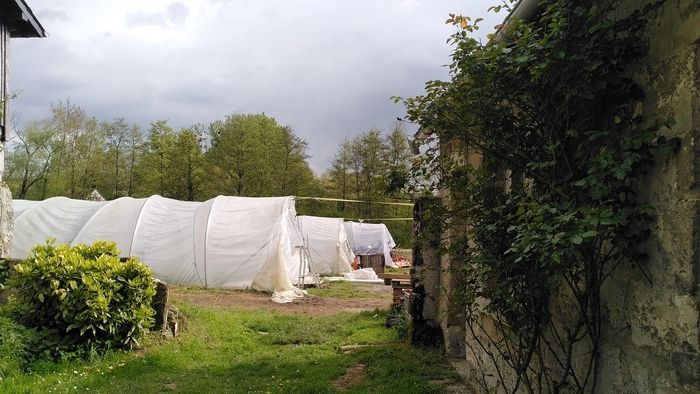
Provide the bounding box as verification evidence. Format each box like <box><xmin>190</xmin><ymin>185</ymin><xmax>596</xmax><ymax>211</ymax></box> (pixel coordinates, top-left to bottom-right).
<box><xmin>391</xmin><ymin>279</ymin><xmax>412</xmax><ymax>307</ymax></box>
<box><xmin>378</xmin><ymin>272</ymin><xmax>411</xmax><ymax>285</ymax></box>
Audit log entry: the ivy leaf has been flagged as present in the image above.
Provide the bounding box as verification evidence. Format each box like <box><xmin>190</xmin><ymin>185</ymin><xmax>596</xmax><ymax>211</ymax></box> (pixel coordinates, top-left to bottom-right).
<box><xmin>581</xmin><ymin>230</ymin><xmax>598</xmax><ymax>238</ymax></box>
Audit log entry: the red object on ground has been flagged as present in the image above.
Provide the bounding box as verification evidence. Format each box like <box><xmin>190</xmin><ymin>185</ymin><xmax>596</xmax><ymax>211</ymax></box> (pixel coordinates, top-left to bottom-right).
<box><xmin>351</xmin><ymin>256</ymin><xmax>360</xmax><ymax>270</ymax></box>
<box><xmin>390</xmin><ymin>250</ymin><xmax>411</xmax><ymax>268</ymax></box>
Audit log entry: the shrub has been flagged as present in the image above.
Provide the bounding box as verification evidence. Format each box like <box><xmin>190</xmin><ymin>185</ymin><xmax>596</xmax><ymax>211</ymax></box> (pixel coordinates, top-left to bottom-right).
<box><xmin>0</xmin><ymin>260</ymin><xmax>9</xmax><ymax>290</ymax></box>
<box><xmin>10</xmin><ymin>240</ymin><xmax>156</xmax><ymax>359</ymax></box>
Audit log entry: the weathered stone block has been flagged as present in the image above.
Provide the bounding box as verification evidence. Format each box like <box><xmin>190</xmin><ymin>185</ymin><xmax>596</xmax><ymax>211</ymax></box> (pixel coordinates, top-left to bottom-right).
<box><xmin>151</xmin><ymin>279</ymin><xmax>169</xmax><ymax>332</ymax></box>
<box><xmin>0</xmin><ymin>183</ymin><xmax>13</xmax><ymax>259</ymax></box>
<box><xmin>443</xmin><ymin>325</ymin><xmax>465</xmax><ymax>358</ymax></box>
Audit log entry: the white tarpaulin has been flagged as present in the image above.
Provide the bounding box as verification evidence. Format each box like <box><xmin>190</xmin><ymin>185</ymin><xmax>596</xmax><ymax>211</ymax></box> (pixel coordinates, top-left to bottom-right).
<box><xmin>343</xmin><ymin>268</ymin><xmax>379</xmax><ymax>280</ymax></box>
<box><xmin>343</xmin><ymin>221</ymin><xmax>397</xmax><ymax>268</ymax></box>
<box><xmin>298</xmin><ymin>216</ymin><xmax>353</xmax><ymax>275</ymax></box>
<box><xmin>12</xmin><ymin>195</ymin><xmax>304</xmax><ymax>294</ymax></box>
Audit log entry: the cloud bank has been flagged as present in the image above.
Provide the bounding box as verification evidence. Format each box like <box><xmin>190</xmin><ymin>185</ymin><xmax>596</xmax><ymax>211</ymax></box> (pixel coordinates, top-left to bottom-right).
<box><xmin>11</xmin><ymin>0</ymin><xmax>502</xmax><ymax>173</ymax></box>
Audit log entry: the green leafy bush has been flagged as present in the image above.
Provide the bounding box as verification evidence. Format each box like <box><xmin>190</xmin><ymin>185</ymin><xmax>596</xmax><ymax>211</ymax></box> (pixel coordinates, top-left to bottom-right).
<box><xmin>0</xmin><ymin>260</ymin><xmax>9</xmax><ymax>290</ymax></box>
<box><xmin>10</xmin><ymin>240</ymin><xmax>156</xmax><ymax>359</ymax></box>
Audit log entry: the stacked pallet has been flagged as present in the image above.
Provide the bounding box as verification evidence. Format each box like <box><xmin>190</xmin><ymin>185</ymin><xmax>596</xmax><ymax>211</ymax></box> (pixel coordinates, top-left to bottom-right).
<box><xmin>376</xmin><ymin>272</ymin><xmax>412</xmax><ymax>307</ymax></box>
<box><xmin>391</xmin><ymin>279</ymin><xmax>412</xmax><ymax>307</ymax></box>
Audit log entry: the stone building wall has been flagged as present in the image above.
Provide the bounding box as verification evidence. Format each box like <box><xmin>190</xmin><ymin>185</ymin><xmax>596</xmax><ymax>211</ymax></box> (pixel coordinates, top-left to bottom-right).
<box><xmin>597</xmin><ymin>0</ymin><xmax>700</xmax><ymax>391</ymax></box>
<box><xmin>410</xmin><ymin>197</ymin><xmax>444</xmax><ymax>348</ymax></box>
<box><xmin>410</xmin><ymin>0</ymin><xmax>700</xmax><ymax>392</ymax></box>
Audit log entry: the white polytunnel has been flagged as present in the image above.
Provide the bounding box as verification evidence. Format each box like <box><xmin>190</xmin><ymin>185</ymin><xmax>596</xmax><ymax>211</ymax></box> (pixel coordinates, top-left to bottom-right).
<box><xmin>14</xmin><ymin>197</ymin><xmax>104</xmax><ymax>257</ymax></box>
<box><xmin>298</xmin><ymin>215</ymin><xmax>354</xmax><ymax>275</ymax></box>
<box><xmin>11</xmin><ymin>195</ymin><xmax>305</xmax><ymax>294</ymax></box>
<box><xmin>343</xmin><ymin>221</ymin><xmax>397</xmax><ymax>268</ymax></box>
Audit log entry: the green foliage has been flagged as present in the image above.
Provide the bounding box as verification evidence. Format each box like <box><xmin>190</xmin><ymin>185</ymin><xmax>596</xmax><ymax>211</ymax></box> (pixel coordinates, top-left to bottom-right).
<box><xmin>403</xmin><ymin>0</ymin><xmax>676</xmax><ymax>391</ymax></box>
<box><xmin>102</xmin><ymin>118</ymin><xmax>141</xmax><ymax>199</ymax></box>
<box><xmin>5</xmin><ymin>106</ymin><xmax>318</xmax><ymax>202</ymax></box>
<box><xmin>385</xmin><ymin>305</ymin><xmax>410</xmax><ymax>339</ymax></box>
<box><xmin>134</xmin><ymin>120</ymin><xmax>208</xmax><ymax>200</ymax></box>
<box><xmin>0</xmin><ymin>285</ymin><xmax>456</xmax><ymax>393</ymax></box>
<box><xmin>206</xmin><ymin>114</ymin><xmax>317</xmax><ymax>197</ymax></box>
<box><xmin>326</xmin><ymin>125</ymin><xmax>410</xmax><ymax>211</ymax></box>
<box><xmin>0</xmin><ymin>260</ymin><xmax>9</xmax><ymax>290</ymax></box>
<box><xmin>0</xmin><ymin>314</ymin><xmax>37</xmax><ymax>377</ymax></box>
<box><xmin>4</xmin><ymin>119</ymin><xmax>60</xmax><ymax>199</ymax></box>
<box><xmin>309</xmin><ymin>121</ymin><xmax>414</xmax><ymax>246</ymax></box>
<box><xmin>10</xmin><ymin>240</ymin><xmax>156</xmax><ymax>359</ymax></box>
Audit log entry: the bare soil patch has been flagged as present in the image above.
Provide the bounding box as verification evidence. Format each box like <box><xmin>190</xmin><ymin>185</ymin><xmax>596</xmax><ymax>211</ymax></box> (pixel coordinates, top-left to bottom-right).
<box><xmin>332</xmin><ymin>363</ymin><xmax>367</xmax><ymax>391</ymax></box>
<box><xmin>170</xmin><ymin>283</ymin><xmax>392</xmax><ymax>316</ymax></box>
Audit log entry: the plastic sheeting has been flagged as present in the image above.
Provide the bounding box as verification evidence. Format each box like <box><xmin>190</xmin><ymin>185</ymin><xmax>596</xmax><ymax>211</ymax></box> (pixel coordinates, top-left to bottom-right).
<box><xmin>12</xmin><ymin>195</ymin><xmax>303</xmax><ymax>294</ymax></box>
<box><xmin>343</xmin><ymin>221</ymin><xmax>397</xmax><ymax>268</ymax></box>
<box><xmin>298</xmin><ymin>216</ymin><xmax>353</xmax><ymax>275</ymax></box>
<box><xmin>343</xmin><ymin>268</ymin><xmax>379</xmax><ymax>280</ymax></box>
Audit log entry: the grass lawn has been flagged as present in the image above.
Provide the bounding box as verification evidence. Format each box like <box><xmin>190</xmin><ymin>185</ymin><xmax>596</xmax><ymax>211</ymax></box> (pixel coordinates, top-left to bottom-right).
<box><xmin>0</xmin><ymin>282</ymin><xmax>460</xmax><ymax>393</ymax></box>
<box><xmin>384</xmin><ymin>267</ymin><xmax>410</xmax><ymax>275</ymax></box>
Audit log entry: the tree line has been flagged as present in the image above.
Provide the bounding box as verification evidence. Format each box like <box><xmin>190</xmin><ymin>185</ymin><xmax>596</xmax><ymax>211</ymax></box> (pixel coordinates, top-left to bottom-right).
<box><xmin>6</xmin><ymin>101</ymin><xmax>414</xmax><ymax>244</ymax></box>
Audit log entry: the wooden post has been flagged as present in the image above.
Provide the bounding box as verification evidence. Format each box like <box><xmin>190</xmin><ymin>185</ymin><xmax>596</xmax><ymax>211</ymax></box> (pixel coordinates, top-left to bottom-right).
<box><xmin>0</xmin><ymin>23</ymin><xmax>7</xmax><ymax>144</ymax></box>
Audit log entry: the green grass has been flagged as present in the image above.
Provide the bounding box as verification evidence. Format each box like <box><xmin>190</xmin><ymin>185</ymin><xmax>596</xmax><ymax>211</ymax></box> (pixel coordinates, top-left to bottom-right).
<box><xmin>385</xmin><ymin>267</ymin><xmax>410</xmax><ymax>275</ymax></box>
<box><xmin>0</xmin><ymin>286</ymin><xmax>457</xmax><ymax>393</ymax></box>
<box><xmin>307</xmin><ymin>281</ymin><xmax>390</xmax><ymax>300</ymax></box>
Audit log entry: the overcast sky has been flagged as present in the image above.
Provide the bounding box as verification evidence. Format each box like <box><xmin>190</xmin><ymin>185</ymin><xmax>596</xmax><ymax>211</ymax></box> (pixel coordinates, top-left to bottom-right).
<box><xmin>11</xmin><ymin>0</ymin><xmax>502</xmax><ymax>173</ymax></box>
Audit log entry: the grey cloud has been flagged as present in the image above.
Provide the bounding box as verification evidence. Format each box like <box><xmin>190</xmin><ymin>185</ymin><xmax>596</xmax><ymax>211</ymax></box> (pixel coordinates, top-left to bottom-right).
<box><xmin>166</xmin><ymin>2</ymin><xmax>189</xmax><ymax>25</ymax></box>
<box><xmin>125</xmin><ymin>2</ymin><xmax>189</xmax><ymax>28</ymax></box>
<box><xmin>12</xmin><ymin>0</ymin><xmax>502</xmax><ymax>173</ymax></box>
<box><xmin>36</xmin><ymin>8</ymin><xmax>70</xmax><ymax>22</ymax></box>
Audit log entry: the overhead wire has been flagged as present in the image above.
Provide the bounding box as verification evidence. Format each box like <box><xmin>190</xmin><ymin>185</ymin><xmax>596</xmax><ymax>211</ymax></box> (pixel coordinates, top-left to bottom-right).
<box><xmin>294</xmin><ymin>196</ymin><xmax>414</xmax><ymax>207</ymax></box>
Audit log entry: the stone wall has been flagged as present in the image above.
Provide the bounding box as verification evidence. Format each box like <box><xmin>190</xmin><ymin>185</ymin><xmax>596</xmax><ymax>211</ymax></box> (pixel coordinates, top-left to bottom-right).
<box><xmin>410</xmin><ymin>0</ymin><xmax>700</xmax><ymax>392</ymax></box>
<box><xmin>410</xmin><ymin>197</ymin><xmax>467</xmax><ymax>357</ymax></box>
<box><xmin>0</xmin><ymin>182</ymin><xmax>12</xmax><ymax>258</ymax></box>
<box><xmin>597</xmin><ymin>0</ymin><xmax>700</xmax><ymax>391</ymax></box>
<box><xmin>409</xmin><ymin>197</ymin><xmax>444</xmax><ymax>348</ymax></box>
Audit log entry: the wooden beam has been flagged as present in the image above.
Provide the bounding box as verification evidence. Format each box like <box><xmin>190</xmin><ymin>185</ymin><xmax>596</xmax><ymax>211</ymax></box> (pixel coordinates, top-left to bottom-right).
<box><xmin>0</xmin><ymin>24</ymin><xmax>7</xmax><ymax>142</ymax></box>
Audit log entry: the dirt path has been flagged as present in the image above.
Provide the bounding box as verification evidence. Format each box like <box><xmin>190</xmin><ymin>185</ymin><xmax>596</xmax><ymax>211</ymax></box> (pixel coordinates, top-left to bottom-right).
<box><xmin>170</xmin><ymin>283</ymin><xmax>392</xmax><ymax>316</ymax></box>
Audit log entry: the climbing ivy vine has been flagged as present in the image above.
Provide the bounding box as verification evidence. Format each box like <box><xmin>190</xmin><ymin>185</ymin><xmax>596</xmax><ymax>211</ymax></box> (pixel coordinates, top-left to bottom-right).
<box><xmin>401</xmin><ymin>0</ymin><xmax>677</xmax><ymax>392</ymax></box>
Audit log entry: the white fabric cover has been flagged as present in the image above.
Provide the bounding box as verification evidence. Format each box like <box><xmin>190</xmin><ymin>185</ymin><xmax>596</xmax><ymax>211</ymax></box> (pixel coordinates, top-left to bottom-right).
<box><xmin>343</xmin><ymin>268</ymin><xmax>379</xmax><ymax>280</ymax></box>
<box><xmin>14</xmin><ymin>197</ymin><xmax>104</xmax><ymax>257</ymax></box>
<box><xmin>298</xmin><ymin>216</ymin><xmax>353</xmax><ymax>275</ymax></box>
<box><xmin>11</xmin><ymin>195</ymin><xmax>302</xmax><ymax>294</ymax></box>
<box><xmin>12</xmin><ymin>199</ymin><xmax>38</xmax><ymax>218</ymax></box>
<box><xmin>344</xmin><ymin>221</ymin><xmax>397</xmax><ymax>268</ymax></box>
